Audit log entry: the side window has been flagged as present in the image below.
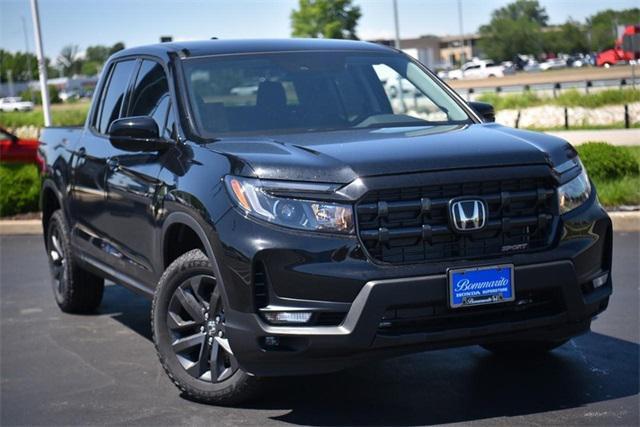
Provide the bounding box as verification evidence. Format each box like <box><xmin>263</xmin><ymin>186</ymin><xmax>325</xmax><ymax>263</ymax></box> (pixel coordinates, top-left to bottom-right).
<box><xmin>372</xmin><ymin>63</ymin><xmax>448</xmax><ymax>121</ymax></box>
<box><xmin>96</xmin><ymin>60</ymin><xmax>136</xmax><ymax>134</ymax></box>
<box><xmin>128</xmin><ymin>60</ymin><xmax>170</xmax><ymax>131</ymax></box>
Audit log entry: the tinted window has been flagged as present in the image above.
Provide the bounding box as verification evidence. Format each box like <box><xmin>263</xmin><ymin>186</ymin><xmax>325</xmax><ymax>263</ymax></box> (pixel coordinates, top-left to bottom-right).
<box><xmin>96</xmin><ymin>60</ymin><xmax>136</xmax><ymax>134</ymax></box>
<box><xmin>129</xmin><ymin>60</ymin><xmax>170</xmax><ymax>131</ymax></box>
<box><xmin>182</xmin><ymin>52</ymin><xmax>470</xmax><ymax>137</ymax></box>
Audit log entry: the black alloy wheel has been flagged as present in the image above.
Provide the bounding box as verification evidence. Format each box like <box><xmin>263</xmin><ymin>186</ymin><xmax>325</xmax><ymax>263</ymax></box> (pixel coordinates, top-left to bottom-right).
<box><xmin>167</xmin><ymin>274</ymin><xmax>239</xmax><ymax>383</ymax></box>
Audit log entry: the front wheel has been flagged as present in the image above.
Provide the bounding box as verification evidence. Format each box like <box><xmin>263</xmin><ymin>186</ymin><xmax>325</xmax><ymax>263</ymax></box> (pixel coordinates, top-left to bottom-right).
<box><xmin>481</xmin><ymin>339</ymin><xmax>568</xmax><ymax>356</ymax></box>
<box><xmin>152</xmin><ymin>249</ymin><xmax>259</xmax><ymax>405</ymax></box>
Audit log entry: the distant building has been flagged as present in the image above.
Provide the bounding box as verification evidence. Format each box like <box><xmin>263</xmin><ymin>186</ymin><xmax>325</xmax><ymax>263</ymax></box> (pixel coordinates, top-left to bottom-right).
<box><xmin>438</xmin><ymin>33</ymin><xmax>482</xmax><ymax>67</ymax></box>
<box><xmin>370</xmin><ymin>33</ymin><xmax>482</xmax><ymax>69</ymax></box>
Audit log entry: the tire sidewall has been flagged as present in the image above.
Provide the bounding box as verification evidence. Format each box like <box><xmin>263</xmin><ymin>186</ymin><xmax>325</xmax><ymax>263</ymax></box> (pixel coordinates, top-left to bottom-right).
<box><xmin>152</xmin><ymin>250</ymin><xmax>248</xmax><ymax>396</ymax></box>
<box><xmin>46</xmin><ymin>211</ymin><xmax>71</xmax><ymax>306</ymax></box>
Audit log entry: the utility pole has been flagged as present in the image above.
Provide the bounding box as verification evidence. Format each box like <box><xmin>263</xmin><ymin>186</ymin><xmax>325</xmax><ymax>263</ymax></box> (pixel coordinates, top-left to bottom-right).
<box><xmin>30</xmin><ymin>0</ymin><xmax>51</xmax><ymax>126</ymax></box>
<box><xmin>21</xmin><ymin>16</ymin><xmax>35</xmax><ymax>102</ymax></box>
<box><xmin>392</xmin><ymin>0</ymin><xmax>406</xmax><ymax>111</ymax></box>
<box><xmin>393</xmin><ymin>0</ymin><xmax>401</xmax><ymax>50</ymax></box>
<box><xmin>457</xmin><ymin>0</ymin><xmax>465</xmax><ymax>65</ymax></box>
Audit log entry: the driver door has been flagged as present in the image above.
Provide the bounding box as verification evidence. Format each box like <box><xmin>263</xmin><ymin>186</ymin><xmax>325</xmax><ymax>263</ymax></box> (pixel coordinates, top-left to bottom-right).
<box><xmin>103</xmin><ymin>58</ymin><xmax>176</xmax><ymax>286</ymax></box>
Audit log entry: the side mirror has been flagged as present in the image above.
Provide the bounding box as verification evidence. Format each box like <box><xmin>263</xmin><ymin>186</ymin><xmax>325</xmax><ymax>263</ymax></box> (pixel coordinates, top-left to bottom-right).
<box><xmin>108</xmin><ymin>116</ymin><xmax>172</xmax><ymax>152</ymax></box>
<box><xmin>468</xmin><ymin>101</ymin><xmax>495</xmax><ymax>123</ymax></box>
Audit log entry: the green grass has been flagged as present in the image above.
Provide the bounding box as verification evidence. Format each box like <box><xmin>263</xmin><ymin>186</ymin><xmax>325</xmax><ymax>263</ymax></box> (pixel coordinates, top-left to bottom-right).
<box><xmin>524</xmin><ymin>122</ymin><xmax>640</xmax><ymax>132</ymax></box>
<box><xmin>0</xmin><ymin>101</ymin><xmax>90</xmax><ymax>127</ymax></box>
<box><xmin>577</xmin><ymin>145</ymin><xmax>640</xmax><ymax>207</ymax></box>
<box><xmin>477</xmin><ymin>88</ymin><xmax>640</xmax><ymax>111</ymax></box>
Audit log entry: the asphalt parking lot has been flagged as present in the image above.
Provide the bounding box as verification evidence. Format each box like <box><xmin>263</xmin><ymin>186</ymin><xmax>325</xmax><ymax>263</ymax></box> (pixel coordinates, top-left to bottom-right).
<box><xmin>1</xmin><ymin>233</ymin><xmax>638</xmax><ymax>426</ymax></box>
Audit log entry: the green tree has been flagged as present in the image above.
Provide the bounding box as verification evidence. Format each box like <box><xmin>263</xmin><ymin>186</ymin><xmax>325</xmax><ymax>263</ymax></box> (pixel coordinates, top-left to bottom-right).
<box><xmin>85</xmin><ymin>45</ymin><xmax>111</xmax><ymax>63</ymax></box>
<box><xmin>479</xmin><ymin>0</ymin><xmax>548</xmax><ymax>61</ymax></box>
<box><xmin>291</xmin><ymin>0</ymin><xmax>361</xmax><ymax>39</ymax></box>
<box><xmin>543</xmin><ymin>20</ymin><xmax>589</xmax><ymax>54</ymax></box>
<box><xmin>109</xmin><ymin>42</ymin><xmax>125</xmax><ymax>55</ymax></box>
<box><xmin>57</xmin><ymin>44</ymin><xmax>81</xmax><ymax>77</ymax></box>
<box><xmin>0</xmin><ymin>50</ymin><xmax>38</xmax><ymax>82</ymax></box>
<box><xmin>587</xmin><ymin>8</ymin><xmax>640</xmax><ymax>52</ymax></box>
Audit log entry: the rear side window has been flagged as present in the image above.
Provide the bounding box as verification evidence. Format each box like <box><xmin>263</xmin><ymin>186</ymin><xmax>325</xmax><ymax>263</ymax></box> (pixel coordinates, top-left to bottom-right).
<box><xmin>96</xmin><ymin>60</ymin><xmax>136</xmax><ymax>134</ymax></box>
<box><xmin>128</xmin><ymin>60</ymin><xmax>170</xmax><ymax>132</ymax></box>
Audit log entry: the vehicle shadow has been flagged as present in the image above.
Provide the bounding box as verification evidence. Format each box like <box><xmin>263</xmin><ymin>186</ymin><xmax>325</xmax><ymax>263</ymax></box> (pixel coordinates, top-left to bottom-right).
<box><xmin>99</xmin><ymin>283</ymin><xmax>639</xmax><ymax>426</ymax></box>
<box><xmin>100</xmin><ymin>283</ymin><xmax>152</xmax><ymax>340</ymax></box>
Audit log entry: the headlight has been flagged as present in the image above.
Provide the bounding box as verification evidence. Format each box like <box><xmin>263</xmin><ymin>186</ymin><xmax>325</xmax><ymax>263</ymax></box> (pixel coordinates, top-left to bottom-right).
<box><xmin>558</xmin><ymin>165</ymin><xmax>591</xmax><ymax>214</ymax></box>
<box><xmin>224</xmin><ymin>176</ymin><xmax>354</xmax><ymax>233</ymax></box>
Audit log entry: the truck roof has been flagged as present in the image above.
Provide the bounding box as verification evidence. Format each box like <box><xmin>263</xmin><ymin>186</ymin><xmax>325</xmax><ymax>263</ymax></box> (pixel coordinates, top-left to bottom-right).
<box><xmin>111</xmin><ymin>38</ymin><xmax>395</xmax><ymax>59</ymax></box>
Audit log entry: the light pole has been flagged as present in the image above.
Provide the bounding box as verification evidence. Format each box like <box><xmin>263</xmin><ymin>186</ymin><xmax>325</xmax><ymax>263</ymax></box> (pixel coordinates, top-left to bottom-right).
<box><xmin>21</xmin><ymin>16</ymin><xmax>35</xmax><ymax>102</ymax></box>
<box><xmin>457</xmin><ymin>0</ymin><xmax>465</xmax><ymax>64</ymax></box>
<box><xmin>392</xmin><ymin>0</ymin><xmax>406</xmax><ymax>111</ymax></box>
<box><xmin>30</xmin><ymin>0</ymin><xmax>51</xmax><ymax>126</ymax></box>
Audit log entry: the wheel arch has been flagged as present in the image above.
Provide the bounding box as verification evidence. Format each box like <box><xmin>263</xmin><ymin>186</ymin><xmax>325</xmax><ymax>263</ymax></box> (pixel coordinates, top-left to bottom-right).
<box><xmin>40</xmin><ymin>179</ymin><xmax>64</xmax><ymax>239</ymax></box>
<box><xmin>160</xmin><ymin>211</ymin><xmax>230</xmax><ymax>307</ymax></box>
<box><xmin>161</xmin><ymin>212</ymin><xmax>221</xmax><ymax>274</ymax></box>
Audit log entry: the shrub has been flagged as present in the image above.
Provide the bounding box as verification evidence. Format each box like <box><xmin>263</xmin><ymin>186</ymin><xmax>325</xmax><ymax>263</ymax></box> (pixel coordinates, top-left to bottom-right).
<box><xmin>577</xmin><ymin>142</ymin><xmax>640</xmax><ymax>181</ymax></box>
<box><xmin>19</xmin><ymin>85</ymin><xmax>61</xmax><ymax>104</ymax></box>
<box><xmin>0</xmin><ymin>163</ymin><xmax>41</xmax><ymax>217</ymax></box>
<box><xmin>556</xmin><ymin>88</ymin><xmax>640</xmax><ymax>108</ymax></box>
<box><xmin>477</xmin><ymin>91</ymin><xmax>542</xmax><ymax>110</ymax></box>
<box><xmin>478</xmin><ymin>88</ymin><xmax>640</xmax><ymax>111</ymax></box>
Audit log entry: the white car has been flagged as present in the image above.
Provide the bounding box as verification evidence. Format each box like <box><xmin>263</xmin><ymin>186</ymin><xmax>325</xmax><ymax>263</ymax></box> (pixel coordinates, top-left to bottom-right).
<box><xmin>448</xmin><ymin>60</ymin><xmax>505</xmax><ymax>80</ymax></box>
<box><xmin>0</xmin><ymin>97</ymin><xmax>34</xmax><ymax>112</ymax></box>
<box><xmin>539</xmin><ymin>58</ymin><xmax>567</xmax><ymax>71</ymax></box>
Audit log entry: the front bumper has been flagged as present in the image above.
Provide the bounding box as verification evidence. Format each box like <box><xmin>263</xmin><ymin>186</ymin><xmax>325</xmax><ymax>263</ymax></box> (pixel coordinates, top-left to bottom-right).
<box><xmin>213</xmin><ymin>191</ymin><xmax>612</xmax><ymax>377</ymax></box>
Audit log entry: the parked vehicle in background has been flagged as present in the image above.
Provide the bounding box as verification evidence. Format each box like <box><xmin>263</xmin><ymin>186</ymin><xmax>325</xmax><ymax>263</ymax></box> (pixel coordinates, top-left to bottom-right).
<box><xmin>448</xmin><ymin>59</ymin><xmax>507</xmax><ymax>80</ymax></box>
<box><xmin>39</xmin><ymin>39</ymin><xmax>613</xmax><ymax>405</ymax></box>
<box><xmin>0</xmin><ymin>97</ymin><xmax>34</xmax><ymax>112</ymax></box>
<box><xmin>566</xmin><ymin>54</ymin><xmax>590</xmax><ymax>68</ymax></box>
<box><xmin>523</xmin><ymin>60</ymin><xmax>542</xmax><ymax>72</ymax></box>
<box><xmin>539</xmin><ymin>58</ymin><xmax>567</xmax><ymax>71</ymax></box>
<box><xmin>59</xmin><ymin>90</ymin><xmax>81</xmax><ymax>102</ymax></box>
<box><xmin>597</xmin><ymin>24</ymin><xmax>640</xmax><ymax>67</ymax></box>
<box><xmin>0</xmin><ymin>127</ymin><xmax>43</xmax><ymax>171</ymax></box>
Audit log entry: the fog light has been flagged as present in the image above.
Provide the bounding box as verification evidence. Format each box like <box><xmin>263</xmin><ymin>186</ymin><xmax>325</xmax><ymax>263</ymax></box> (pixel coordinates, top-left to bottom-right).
<box><xmin>263</xmin><ymin>311</ymin><xmax>313</xmax><ymax>324</ymax></box>
<box><xmin>264</xmin><ymin>336</ymin><xmax>280</xmax><ymax>347</ymax></box>
<box><xmin>592</xmin><ymin>272</ymin><xmax>609</xmax><ymax>288</ymax></box>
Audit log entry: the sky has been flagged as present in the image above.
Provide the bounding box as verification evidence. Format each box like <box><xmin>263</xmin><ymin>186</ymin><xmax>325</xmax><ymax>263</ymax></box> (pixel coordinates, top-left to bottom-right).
<box><xmin>1</xmin><ymin>0</ymin><xmax>638</xmax><ymax>59</ymax></box>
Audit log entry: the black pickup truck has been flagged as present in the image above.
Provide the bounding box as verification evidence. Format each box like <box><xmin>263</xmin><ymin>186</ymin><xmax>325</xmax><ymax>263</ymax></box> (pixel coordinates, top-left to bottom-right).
<box><xmin>39</xmin><ymin>39</ymin><xmax>612</xmax><ymax>404</ymax></box>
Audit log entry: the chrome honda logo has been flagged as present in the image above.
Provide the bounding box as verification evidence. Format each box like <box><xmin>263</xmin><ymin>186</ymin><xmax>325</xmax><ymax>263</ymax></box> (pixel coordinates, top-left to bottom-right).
<box><xmin>450</xmin><ymin>199</ymin><xmax>487</xmax><ymax>232</ymax></box>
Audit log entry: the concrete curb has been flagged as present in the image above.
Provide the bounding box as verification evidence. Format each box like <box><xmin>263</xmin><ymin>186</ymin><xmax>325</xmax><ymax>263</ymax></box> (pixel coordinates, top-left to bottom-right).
<box><xmin>0</xmin><ymin>220</ymin><xmax>42</xmax><ymax>235</ymax></box>
<box><xmin>1</xmin><ymin>212</ymin><xmax>639</xmax><ymax>235</ymax></box>
<box><xmin>608</xmin><ymin>211</ymin><xmax>640</xmax><ymax>232</ymax></box>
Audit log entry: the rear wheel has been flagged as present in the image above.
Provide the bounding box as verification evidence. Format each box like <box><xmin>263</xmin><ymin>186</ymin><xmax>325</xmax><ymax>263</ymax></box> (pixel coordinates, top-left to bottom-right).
<box><xmin>481</xmin><ymin>339</ymin><xmax>568</xmax><ymax>356</ymax></box>
<box><xmin>152</xmin><ymin>249</ymin><xmax>259</xmax><ymax>405</ymax></box>
<box><xmin>46</xmin><ymin>210</ymin><xmax>104</xmax><ymax>313</ymax></box>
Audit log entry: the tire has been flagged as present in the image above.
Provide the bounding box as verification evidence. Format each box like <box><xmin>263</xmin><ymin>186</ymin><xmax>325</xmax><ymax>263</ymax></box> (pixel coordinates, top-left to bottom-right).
<box><xmin>46</xmin><ymin>210</ymin><xmax>104</xmax><ymax>313</ymax></box>
<box><xmin>152</xmin><ymin>249</ymin><xmax>259</xmax><ymax>405</ymax></box>
<box><xmin>481</xmin><ymin>339</ymin><xmax>568</xmax><ymax>356</ymax></box>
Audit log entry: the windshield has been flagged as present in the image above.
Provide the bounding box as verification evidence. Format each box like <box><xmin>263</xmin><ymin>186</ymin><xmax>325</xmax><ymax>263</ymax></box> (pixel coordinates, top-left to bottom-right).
<box><xmin>181</xmin><ymin>51</ymin><xmax>472</xmax><ymax>137</ymax></box>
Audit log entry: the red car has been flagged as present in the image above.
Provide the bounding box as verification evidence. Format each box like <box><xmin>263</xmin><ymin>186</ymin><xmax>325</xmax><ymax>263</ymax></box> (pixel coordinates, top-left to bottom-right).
<box><xmin>0</xmin><ymin>127</ymin><xmax>43</xmax><ymax>171</ymax></box>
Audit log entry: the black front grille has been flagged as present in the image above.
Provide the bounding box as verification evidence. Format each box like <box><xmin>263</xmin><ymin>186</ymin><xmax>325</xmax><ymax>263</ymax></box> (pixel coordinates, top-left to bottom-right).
<box><xmin>356</xmin><ymin>176</ymin><xmax>557</xmax><ymax>264</ymax></box>
<box><xmin>378</xmin><ymin>288</ymin><xmax>565</xmax><ymax>336</ymax></box>
<box><xmin>253</xmin><ymin>263</ymin><xmax>269</xmax><ymax>309</ymax></box>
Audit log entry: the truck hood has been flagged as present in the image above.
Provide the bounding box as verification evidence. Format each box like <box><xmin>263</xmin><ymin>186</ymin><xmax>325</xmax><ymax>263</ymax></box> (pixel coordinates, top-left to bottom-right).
<box><xmin>205</xmin><ymin>123</ymin><xmax>576</xmax><ymax>184</ymax></box>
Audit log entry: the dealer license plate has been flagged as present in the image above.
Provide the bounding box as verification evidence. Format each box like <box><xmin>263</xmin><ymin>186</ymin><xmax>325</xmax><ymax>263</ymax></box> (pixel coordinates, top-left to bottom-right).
<box><xmin>448</xmin><ymin>264</ymin><xmax>514</xmax><ymax>309</ymax></box>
